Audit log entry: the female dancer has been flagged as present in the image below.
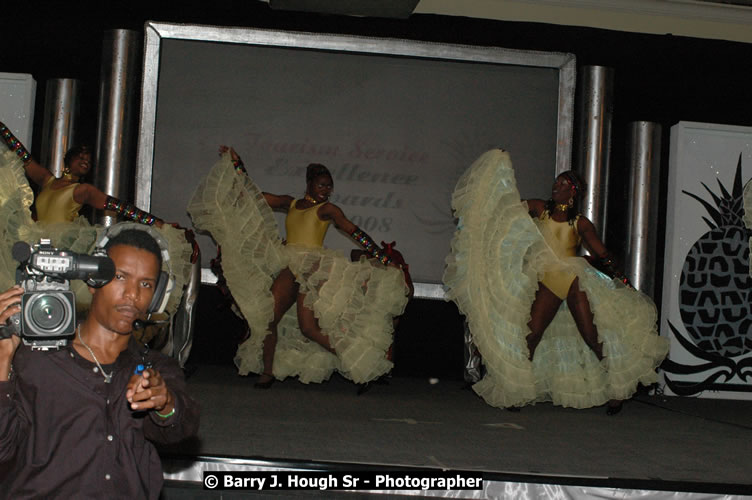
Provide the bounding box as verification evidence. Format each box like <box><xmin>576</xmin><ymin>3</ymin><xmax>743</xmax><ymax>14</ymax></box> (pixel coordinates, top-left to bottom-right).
<box><xmin>0</xmin><ymin>121</ymin><xmax>192</xmax><ymax>317</ymax></box>
<box><xmin>444</xmin><ymin>149</ymin><xmax>668</xmax><ymax>414</ymax></box>
<box><xmin>1</xmin><ymin>121</ymin><xmax>161</xmax><ymax>226</ymax></box>
<box><xmin>188</xmin><ymin>146</ymin><xmax>409</xmax><ymax>388</ymax></box>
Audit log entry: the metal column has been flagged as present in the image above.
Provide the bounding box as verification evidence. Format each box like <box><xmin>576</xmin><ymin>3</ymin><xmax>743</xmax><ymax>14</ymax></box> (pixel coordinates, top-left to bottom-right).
<box><xmin>94</xmin><ymin>29</ymin><xmax>142</xmax><ymax>226</ymax></box>
<box><xmin>625</xmin><ymin>121</ymin><xmax>662</xmax><ymax>297</ymax></box>
<box><xmin>40</xmin><ymin>79</ymin><xmax>81</xmax><ymax>178</ymax></box>
<box><xmin>574</xmin><ymin>66</ymin><xmax>614</xmax><ymax>243</ymax></box>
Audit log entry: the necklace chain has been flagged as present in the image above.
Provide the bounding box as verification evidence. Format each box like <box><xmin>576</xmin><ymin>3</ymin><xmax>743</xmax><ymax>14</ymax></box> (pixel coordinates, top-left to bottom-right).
<box><xmin>77</xmin><ymin>326</ymin><xmax>113</xmax><ymax>383</ymax></box>
<box><xmin>303</xmin><ymin>193</ymin><xmax>320</xmax><ymax>205</ymax></box>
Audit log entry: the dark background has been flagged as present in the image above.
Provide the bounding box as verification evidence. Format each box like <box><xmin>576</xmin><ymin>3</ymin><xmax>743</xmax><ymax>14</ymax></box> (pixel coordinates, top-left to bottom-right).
<box><xmin>4</xmin><ymin>1</ymin><xmax>751</xmax><ymax>379</ymax></box>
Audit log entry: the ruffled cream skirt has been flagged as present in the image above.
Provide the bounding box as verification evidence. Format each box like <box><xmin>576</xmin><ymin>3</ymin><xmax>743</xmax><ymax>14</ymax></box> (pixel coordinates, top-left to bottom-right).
<box><xmin>443</xmin><ymin>149</ymin><xmax>669</xmax><ymax>409</ymax></box>
<box><xmin>187</xmin><ymin>153</ymin><xmax>408</xmax><ymax>384</ymax></box>
<box><xmin>0</xmin><ymin>149</ymin><xmax>192</xmax><ymax>317</ymax></box>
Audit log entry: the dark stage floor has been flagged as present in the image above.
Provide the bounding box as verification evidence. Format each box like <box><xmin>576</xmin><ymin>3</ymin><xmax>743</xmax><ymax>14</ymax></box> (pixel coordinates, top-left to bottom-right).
<box><xmin>158</xmin><ymin>363</ymin><xmax>752</xmax><ymax>496</ymax></box>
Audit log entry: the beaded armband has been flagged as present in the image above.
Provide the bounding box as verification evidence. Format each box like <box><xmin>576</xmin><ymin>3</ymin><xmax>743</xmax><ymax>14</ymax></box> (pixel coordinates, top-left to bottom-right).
<box><xmin>350</xmin><ymin>227</ymin><xmax>392</xmax><ymax>265</ymax></box>
<box><xmin>104</xmin><ymin>196</ymin><xmax>159</xmax><ymax>225</ymax></box>
<box><xmin>598</xmin><ymin>254</ymin><xmax>630</xmax><ymax>286</ymax></box>
<box><xmin>0</xmin><ymin>122</ymin><xmax>32</xmax><ymax>165</ymax></box>
<box><xmin>232</xmin><ymin>158</ymin><xmax>246</xmax><ymax>174</ymax></box>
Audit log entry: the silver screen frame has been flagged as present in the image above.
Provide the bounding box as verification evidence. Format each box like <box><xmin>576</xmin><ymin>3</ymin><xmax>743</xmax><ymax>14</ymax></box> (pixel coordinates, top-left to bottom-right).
<box><xmin>135</xmin><ymin>21</ymin><xmax>576</xmax><ymax>299</ymax></box>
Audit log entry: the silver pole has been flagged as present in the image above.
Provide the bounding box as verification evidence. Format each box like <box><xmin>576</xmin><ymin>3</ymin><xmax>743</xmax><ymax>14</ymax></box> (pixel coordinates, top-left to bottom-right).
<box><xmin>94</xmin><ymin>29</ymin><xmax>142</xmax><ymax>226</ymax></box>
<box><xmin>40</xmin><ymin>79</ymin><xmax>81</xmax><ymax>178</ymax></box>
<box><xmin>625</xmin><ymin>121</ymin><xmax>662</xmax><ymax>298</ymax></box>
<box><xmin>574</xmin><ymin>66</ymin><xmax>614</xmax><ymax>244</ymax></box>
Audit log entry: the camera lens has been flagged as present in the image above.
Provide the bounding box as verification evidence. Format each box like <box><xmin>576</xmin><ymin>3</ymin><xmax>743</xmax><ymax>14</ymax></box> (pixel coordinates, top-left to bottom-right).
<box><xmin>23</xmin><ymin>292</ymin><xmax>74</xmax><ymax>336</ymax></box>
<box><xmin>30</xmin><ymin>295</ymin><xmax>67</xmax><ymax>330</ymax></box>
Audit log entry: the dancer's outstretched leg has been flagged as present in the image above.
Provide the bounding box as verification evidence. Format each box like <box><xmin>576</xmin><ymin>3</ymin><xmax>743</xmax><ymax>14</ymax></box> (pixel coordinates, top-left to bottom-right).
<box><xmin>566</xmin><ymin>278</ymin><xmax>621</xmax><ymax>414</ymax></box>
<box><xmin>526</xmin><ymin>284</ymin><xmax>562</xmax><ymax>361</ymax></box>
<box><xmin>566</xmin><ymin>278</ymin><xmax>603</xmax><ymax>360</ymax></box>
<box><xmin>257</xmin><ymin>268</ymin><xmax>298</xmax><ymax>388</ymax></box>
<box><xmin>296</xmin><ymin>293</ymin><xmax>334</xmax><ymax>353</ymax></box>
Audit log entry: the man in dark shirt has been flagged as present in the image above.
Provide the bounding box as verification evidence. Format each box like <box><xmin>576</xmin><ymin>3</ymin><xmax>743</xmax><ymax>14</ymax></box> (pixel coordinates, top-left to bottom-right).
<box><xmin>0</xmin><ymin>227</ymin><xmax>200</xmax><ymax>499</ymax></box>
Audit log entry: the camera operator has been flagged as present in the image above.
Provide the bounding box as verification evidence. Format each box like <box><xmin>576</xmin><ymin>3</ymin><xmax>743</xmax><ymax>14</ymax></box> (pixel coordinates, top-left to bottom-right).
<box><xmin>0</xmin><ymin>227</ymin><xmax>200</xmax><ymax>499</ymax></box>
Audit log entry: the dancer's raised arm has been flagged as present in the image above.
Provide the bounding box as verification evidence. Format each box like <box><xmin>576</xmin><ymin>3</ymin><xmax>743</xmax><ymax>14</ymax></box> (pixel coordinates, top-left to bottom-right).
<box><xmin>1</xmin><ymin>121</ymin><xmax>52</xmax><ymax>187</ymax></box>
<box><xmin>220</xmin><ymin>144</ymin><xmax>294</xmax><ymax>210</ymax></box>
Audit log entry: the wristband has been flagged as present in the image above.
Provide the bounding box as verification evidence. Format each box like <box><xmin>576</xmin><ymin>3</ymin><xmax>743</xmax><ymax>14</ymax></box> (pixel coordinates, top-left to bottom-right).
<box><xmin>154</xmin><ymin>407</ymin><xmax>175</xmax><ymax>418</ymax></box>
<box><xmin>598</xmin><ymin>254</ymin><xmax>630</xmax><ymax>286</ymax></box>
<box><xmin>232</xmin><ymin>158</ymin><xmax>246</xmax><ymax>174</ymax></box>
<box><xmin>350</xmin><ymin>227</ymin><xmax>391</xmax><ymax>265</ymax></box>
<box><xmin>104</xmin><ymin>196</ymin><xmax>159</xmax><ymax>225</ymax></box>
<box><xmin>0</xmin><ymin>122</ymin><xmax>32</xmax><ymax>165</ymax></box>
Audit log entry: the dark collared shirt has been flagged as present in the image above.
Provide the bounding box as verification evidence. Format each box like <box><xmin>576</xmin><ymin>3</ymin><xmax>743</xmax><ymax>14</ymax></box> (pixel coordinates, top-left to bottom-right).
<box><xmin>0</xmin><ymin>336</ymin><xmax>200</xmax><ymax>499</ymax></box>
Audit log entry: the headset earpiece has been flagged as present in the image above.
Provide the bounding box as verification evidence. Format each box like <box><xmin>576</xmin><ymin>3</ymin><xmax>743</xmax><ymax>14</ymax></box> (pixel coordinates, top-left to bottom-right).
<box><xmin>147</xmin><ymin>270</ymin><xmax>173</xmax><ymax>315</ymax></box>
<box><xmin>85</xmin><ymin>246</ymin><xmax>112</xmax><ymax>288</ymax></box>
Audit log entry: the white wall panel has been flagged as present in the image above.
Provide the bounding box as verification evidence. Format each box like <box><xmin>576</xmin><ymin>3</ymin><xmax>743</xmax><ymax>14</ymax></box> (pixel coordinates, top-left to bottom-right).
<box><xmin>661</xmin><ymin>121</ymin><xmax>752</xmax><ymax>399</ymax></box>
<box><xmin>0</xmin><ymin>72</ymin><xmax>36</xmax><ymax>148</ymax></box>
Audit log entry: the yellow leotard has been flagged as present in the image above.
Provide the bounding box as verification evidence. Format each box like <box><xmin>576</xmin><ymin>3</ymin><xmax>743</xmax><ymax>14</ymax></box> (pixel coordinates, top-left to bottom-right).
<box><xmin>539</xmin><ymin>210</ymin><xmax>581</xmax><ymax>299</ymax></box>
<box><xmin>284</xmin><ymin>200</ymin><xmax>331</xmax><ymax>248</ymax></box>
<box><xmin>35</xmin><ymin>177</ymin><xmax>82</xmax><ymax>223</ymax></box>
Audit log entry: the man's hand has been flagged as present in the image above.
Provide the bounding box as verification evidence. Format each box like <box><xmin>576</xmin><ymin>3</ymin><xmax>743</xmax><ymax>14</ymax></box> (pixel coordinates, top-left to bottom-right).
<box><xmin>126</xmin><ymin>368</ymin><xmax>174</xmax><ymax>414</ymax></box>
<box><xmin>0</xmin><ymin>286</ymin><xmax>23</xmax><ymax>380</ymax></box>
<box><xmin>0</xmin><ymin>286</ymin><xmax>22</xmax><ymax>325</ymax></box>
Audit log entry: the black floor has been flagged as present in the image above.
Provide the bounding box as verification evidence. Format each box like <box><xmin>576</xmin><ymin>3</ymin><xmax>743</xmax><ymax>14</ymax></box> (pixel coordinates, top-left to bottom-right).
<box><xmin>158</xmin><ymin>363</ymin><xmax>752</xmax><ymax>496</ymax></box>
<box><xmin>163</xmin><ymin>291</ymin><xmax>752</xmax><ymax>497</ymax></box>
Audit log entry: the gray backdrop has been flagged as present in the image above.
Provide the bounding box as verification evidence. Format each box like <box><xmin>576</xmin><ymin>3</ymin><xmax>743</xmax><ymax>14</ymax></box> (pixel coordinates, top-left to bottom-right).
<box><xmin>138</xmin><ymin>25</ymin><xmax>574</xmax><ymax>288</ymax></box>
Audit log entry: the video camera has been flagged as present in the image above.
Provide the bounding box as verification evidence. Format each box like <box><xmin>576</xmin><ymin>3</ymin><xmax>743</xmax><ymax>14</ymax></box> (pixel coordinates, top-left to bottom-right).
<box><xmin>1</xmin><ymin>239</ymin><xmax>115</xmax><ymax>350</ymax></box>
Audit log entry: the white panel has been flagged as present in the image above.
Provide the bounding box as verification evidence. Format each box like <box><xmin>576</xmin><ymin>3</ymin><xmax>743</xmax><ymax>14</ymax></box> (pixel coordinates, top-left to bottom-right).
<box><xmin>0</xmin><ymin>72</ymin><xmax>36</xmax><ymax>147</ymax></box>
<box><xmin>661</xmin><ymin>121</ymin><xmax>752</xmax><ymax>399</ymax></box>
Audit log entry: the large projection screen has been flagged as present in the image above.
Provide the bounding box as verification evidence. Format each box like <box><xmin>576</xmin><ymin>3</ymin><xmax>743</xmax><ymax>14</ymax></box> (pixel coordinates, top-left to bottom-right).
<box><xmin>136</xmin><ymin>23</ymin><xmax>576</xmax><ymax>298</ymax></box>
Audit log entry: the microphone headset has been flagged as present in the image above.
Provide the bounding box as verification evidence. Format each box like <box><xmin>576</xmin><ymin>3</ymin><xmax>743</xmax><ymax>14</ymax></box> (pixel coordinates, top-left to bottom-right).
<box><xmin>88</xmin><ymin>222</ymin><xmax>174</xmax><ymax>316</ymax></box>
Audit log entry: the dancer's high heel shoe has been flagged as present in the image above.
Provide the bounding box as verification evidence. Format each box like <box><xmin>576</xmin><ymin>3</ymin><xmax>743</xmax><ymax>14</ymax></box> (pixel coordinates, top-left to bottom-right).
<box><xmin>356</xmin><ymin>382</ymin><xmax>371</xmax><ymax>396</ymax></box>
<box><xmin>356</xmin><ymin>373</ymin><xmax>391</xmax><ymax>395</ymax></box>
<box><xmin>606</xmin><ymin>400</ymin><xmax>623</xmax><ymax>416</ymax></box>
<box><xmin>254</xmin><ymin>373</ymin><xmax>275</xmax><ymax>389</ymax></box>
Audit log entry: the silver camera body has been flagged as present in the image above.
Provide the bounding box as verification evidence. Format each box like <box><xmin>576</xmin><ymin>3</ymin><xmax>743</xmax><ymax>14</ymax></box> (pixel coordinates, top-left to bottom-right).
<box><xmin>2</xmin><ymin>239</ymin><xmax>114</xmax><ymax>350</ymax></box>
<box><xmin>7</xmin><ymin>240</ymin><xmax>78</xmax><ymax>350</ymax></box>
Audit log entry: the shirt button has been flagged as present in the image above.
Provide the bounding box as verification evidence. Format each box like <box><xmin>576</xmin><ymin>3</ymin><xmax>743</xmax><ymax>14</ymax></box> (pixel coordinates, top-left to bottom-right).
<box><xmin>69</xmin><ymin>352</ymin><xmax>74</xmax><ymax>358</ymax></box>
<box><xmin>105</xmin><ymin>474</ymin><xmax>111</xmax><ymax>480</ymax></box>
<box><xmin>93</xmin><ymin>367</ymin><xmax>99</xmax><ymax>373</ymax></box>
<box><xmin>107</xmin><ymin>435</ymin><xmax>113</xmax><ymax>441</ymax></box>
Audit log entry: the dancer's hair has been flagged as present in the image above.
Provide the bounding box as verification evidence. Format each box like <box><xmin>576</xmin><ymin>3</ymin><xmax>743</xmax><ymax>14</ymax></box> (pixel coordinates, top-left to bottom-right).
<box><xmin>63</xmin><ymin>145</ymin><xmax>92</xmax><ymax>167</ymax></box>
<box><xmin>306</xmin><ymin>163</ymin><xmax>332</xmax><ymax>183</ymax></box>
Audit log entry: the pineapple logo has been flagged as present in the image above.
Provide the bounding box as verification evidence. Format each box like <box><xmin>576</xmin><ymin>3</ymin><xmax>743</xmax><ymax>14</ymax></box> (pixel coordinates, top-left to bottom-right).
<box><xmin>663</xmin><ymin>154</ymin><xmax>752</xmax><ymax>395</ymax></box>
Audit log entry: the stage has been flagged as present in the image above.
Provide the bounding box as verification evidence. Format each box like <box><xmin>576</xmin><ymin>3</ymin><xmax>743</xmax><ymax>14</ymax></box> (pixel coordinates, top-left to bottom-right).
<box><xmin>158</xmin><ymin>363</ymin><xmax>752</xmax><ymax>499</ymax></box>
